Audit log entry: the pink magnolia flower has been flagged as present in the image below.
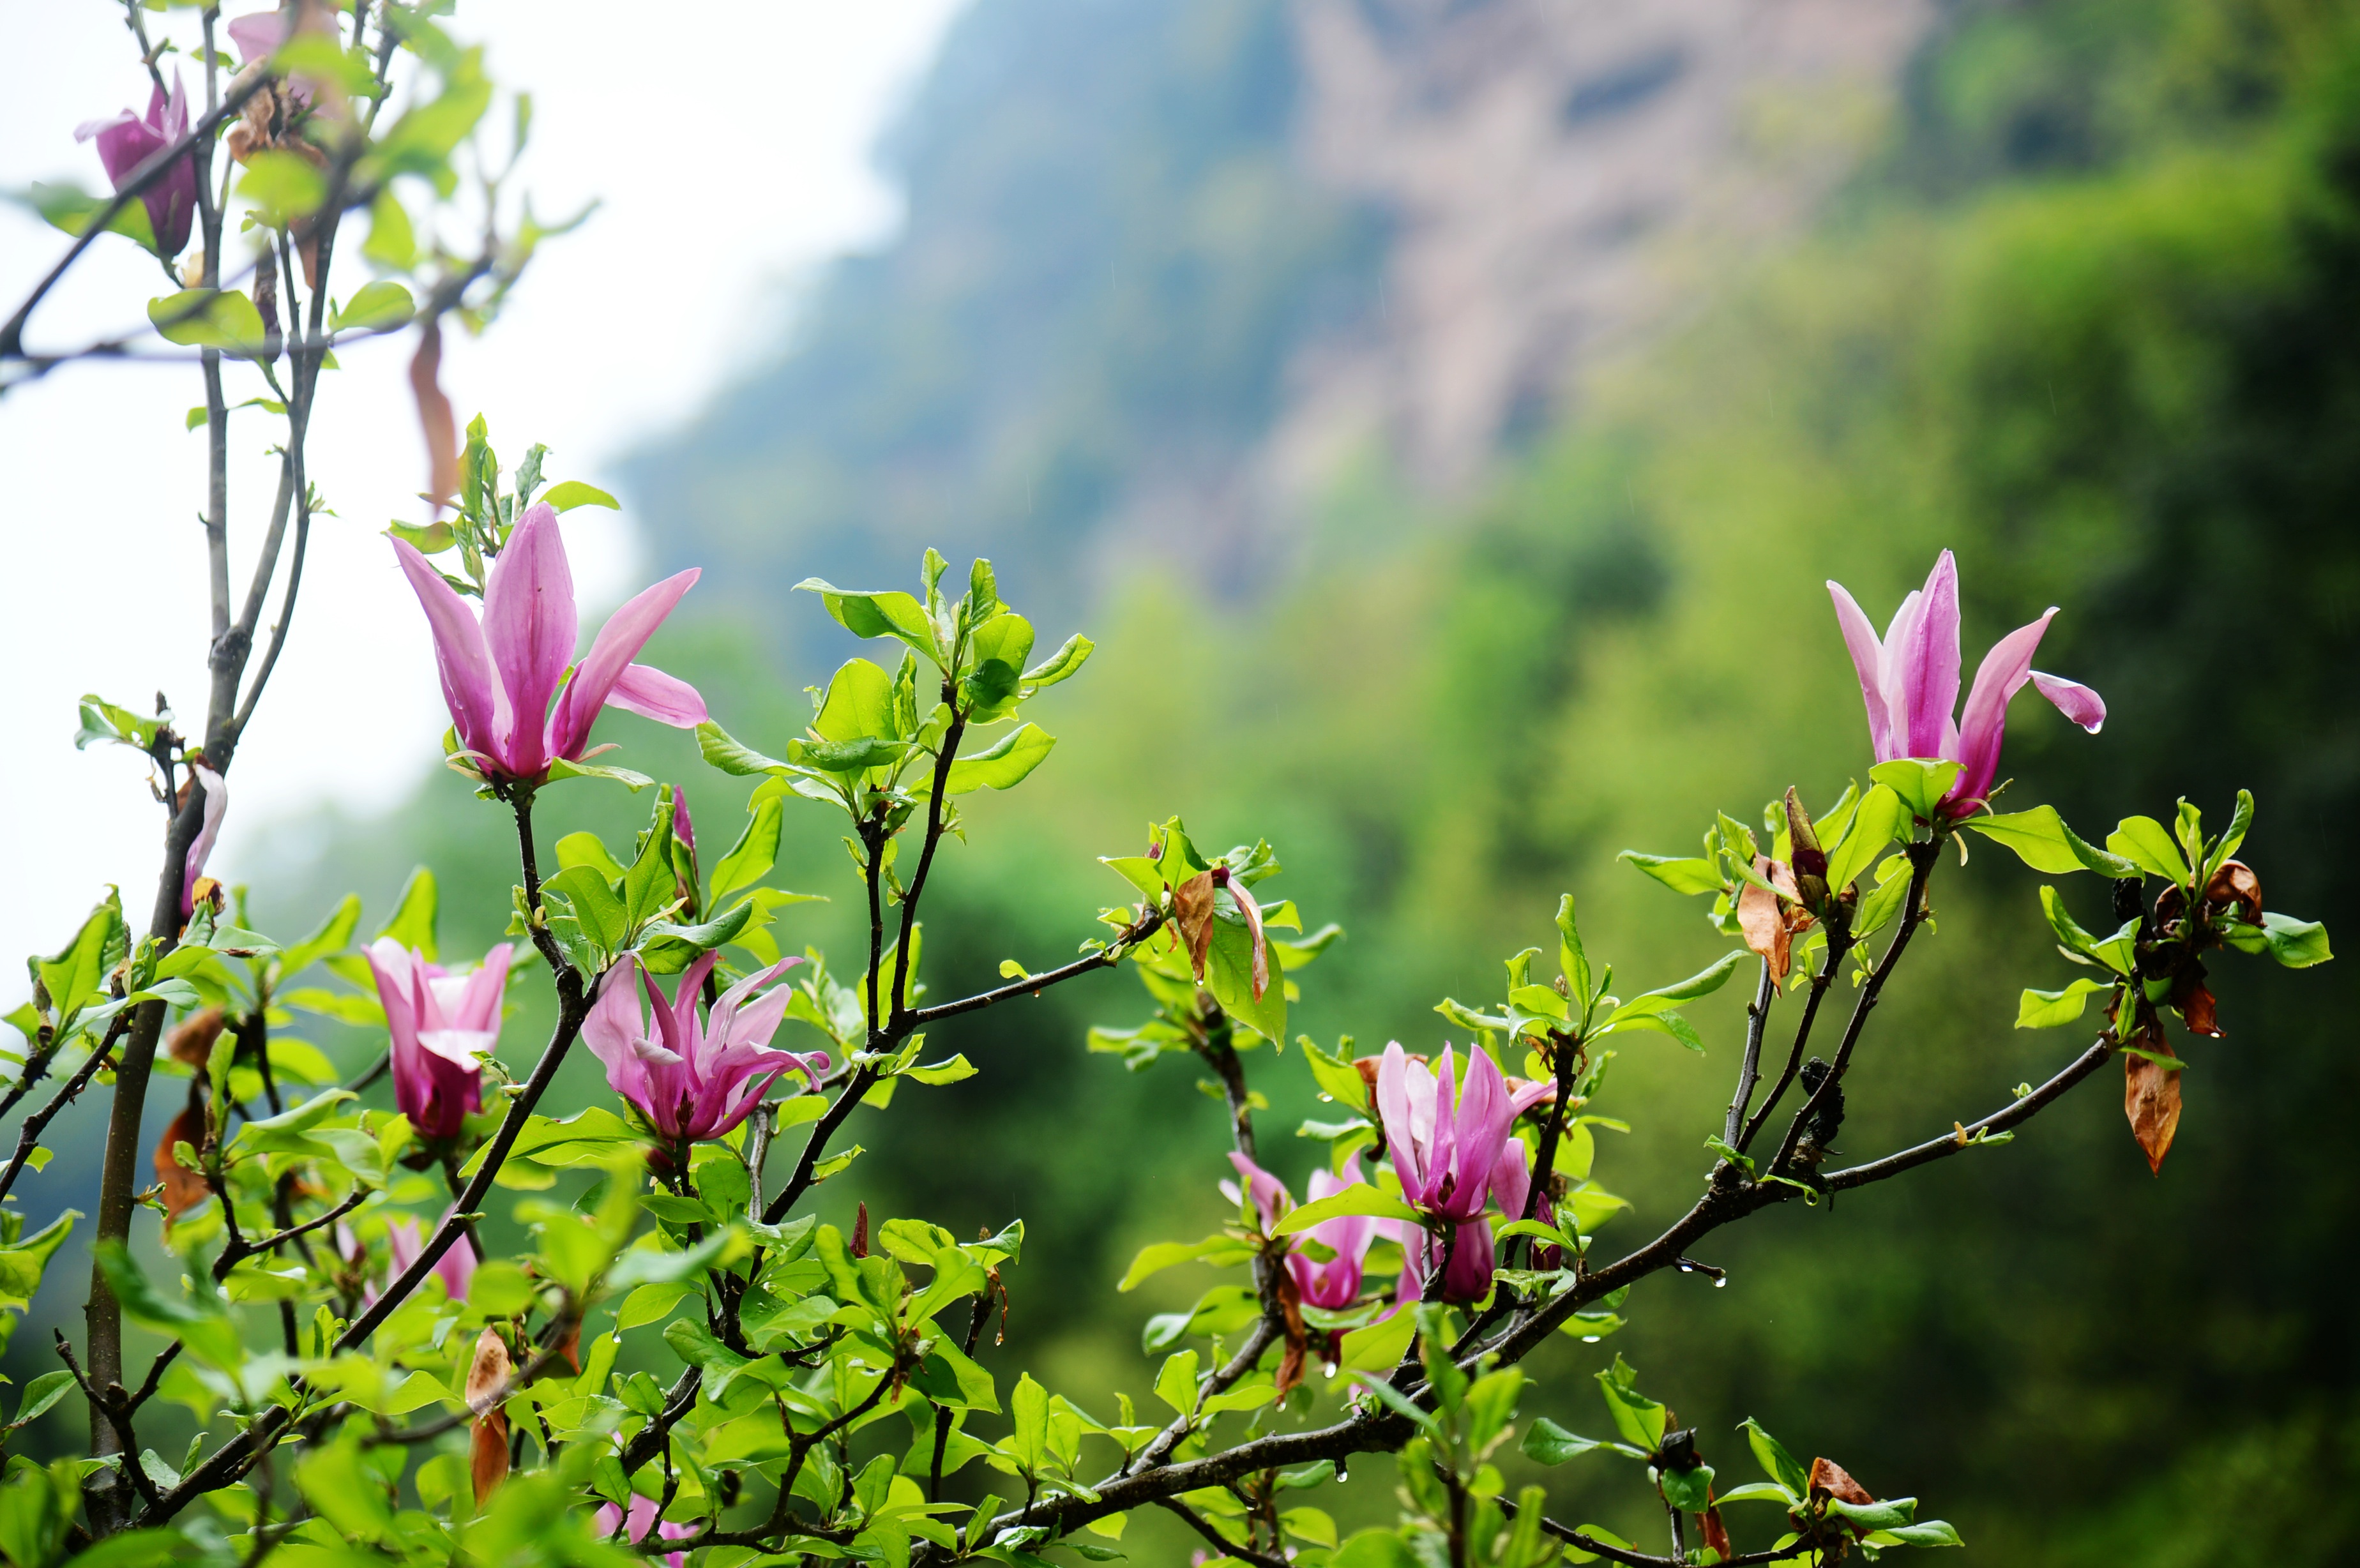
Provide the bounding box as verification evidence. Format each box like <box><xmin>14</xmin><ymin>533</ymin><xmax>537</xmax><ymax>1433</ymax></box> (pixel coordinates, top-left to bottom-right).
<box><xmin>390</xmin><ymin>504</ymin><xmax>707</xmax><ymax>787</ymax></box>
<box><xmin>1373</xmin><ymin>1043</ymin><xmax>1524</xmax><ymax>1225</ymax></box>
<box><xmin>180</xmin><ymin>764</ymin><xmax>227</xmax><ymax>917</ymax></box>
<box><xmin>382</xmin><ymin>1216</ymin><xmax>477</xmax><ymax>1302</ymax></box>
<box><xmin>584</xmin><ymin>953</ymin><xmax>829</xmax><ymax>1145</ymax></box>
<box><xmin>1828</xmin><ymin>550</ymin><xmax>2107</xmax><ymax>818</ymax></box>
<box><xmin>75</xmin><ymin>72</ymin><xmax>196</xmax><ymax>258</ymax></box>
<box><xmin>365</xmin><ymin>937</ymin><xmax>514</xmax><ymax>1141</ymax></box>
<box><xmin>1222</xmin><ymin>1153</ymin><xmax>1379</xmax><ymax>1310</ymax></box>
<box><xmin>596</xmin><ymin>1494</ymin><xmax>694</xmax><ymax>1568</ymax></box>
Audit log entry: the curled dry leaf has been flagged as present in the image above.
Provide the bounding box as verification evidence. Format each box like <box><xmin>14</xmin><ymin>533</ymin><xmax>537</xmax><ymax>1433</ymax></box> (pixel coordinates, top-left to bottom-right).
<box><xmin>152</xmin><ymin>1103</ymin><xmax>211</xmax><ymax>1230</ymax></box>
<box><xmin>851</xmin><ymin>1201</ymin><xmax>870</xmax><ymax>1260</ymax></box>
<box><xmin>409</xmin><ymin>319</ymin><xmax>458</xmax><ymax>511</ymax></box>
<box><xmin>2174</xmin><ymin>972</ymin><xmax>2222</xmax><ymax>1037</ymax></box>
<box><xmin>1172</xmin><ymin>870</ymin><xmax>1216</xmax><ymax>984</ymax></box>
<box><xmin>1737</xmin><ymin>854</ymin><xmax>1817</xmax><ymax>984</ymax></box>
<box><xmin>1699</xmin><ymin>1504</ymin><xmax>1732</xmax><ymax>1562</ymax></box>
<box><xmin>2124</xmin><ymin>1046</ymin><xmax>2182</xmax><ymax>1176</ymax></box>
<box><xmin>2205</xmin><ymin>860</ymin><xmax>2263</xmax><ymax>926</ymax></box>
<box><xmin>167</xmin><ymin>1007</ymin><xmax>226</xmax><ymax>1067</ymax></box>
<box><xmin>466</xmin><ymin>1326</ymin><xmax>514</xmax><ymax>1506</ymax></box>
<box><xmin>1807</xmin><ymin>1456</ymin><xmax>1875</xmax><ymax>1507</ymax></box>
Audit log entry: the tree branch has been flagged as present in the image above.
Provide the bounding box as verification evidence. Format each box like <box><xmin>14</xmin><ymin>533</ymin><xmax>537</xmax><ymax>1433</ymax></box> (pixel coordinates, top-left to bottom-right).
<box><xmin>907</xmin><ymin>909</ymin><xmax>1165</xmax><ymax>1026</ymax></box>
<box><xmin>1826</xmin><ymin>1033</ymin><xmax>2117</xmax><ymax>1192</ymax></box>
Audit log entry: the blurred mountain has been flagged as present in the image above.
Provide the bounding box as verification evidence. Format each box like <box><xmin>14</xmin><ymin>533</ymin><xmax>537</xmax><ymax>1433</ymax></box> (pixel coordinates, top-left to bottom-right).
<box><xmin>625</xmin><ymin>0</ymin><xmax>1932</xmax><ymax>644</ymax></box>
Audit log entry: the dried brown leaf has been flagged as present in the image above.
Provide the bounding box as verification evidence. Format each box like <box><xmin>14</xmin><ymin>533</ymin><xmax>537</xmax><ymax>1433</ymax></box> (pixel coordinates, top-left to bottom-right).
<box><xmin>167</xmin><ymin>1007</ymin><xmax>225</xmax><ymax>1067</ymax></box>
<box><xmin>1737</xmin><ymin>877</ymin><xmax>1792</xmax><ymax>984</ymax></box>
<box><xmin>1807</xmin><ymin>1456</ymin><xmax>1874</xmax><ymax>1507</ymax></box>
<box><xmin>851</xmin><ymin>1201</ymin><xmax>870</xmax><ymax>1260</ymax></box>
<box><xmin>2205</xmin><ymin>860</ymin><xmax>2263</xmax><ymax>925</ymax></box>
<box><xmin>2124</xmin><ymin>1050</ymin><xmax>2182</xmax><ymax>1175</ymax></box>
<box><xmin>1699</xmin><ymin>1505</ymin><xmax>1732</xmax><ymax>1562</ymax></box>
<box><xmin>153</xmin><ymin>1103</ymin><xmax>211</xmax><ymax>1229</ymax></box>
<box><xmin>409</xmin><ymin>320</ymin><xmax>458</xmax><ymax>511</ymax></box>
<box><xmin>2176</xmin><ymin>978</ymin><xmax>2222</xmax><ymax>1038</ymax></box>
<box><xmin>1172</xmin><ymin>870</ymin><xmax>1216</xmax><ymax>984</ymax></box>
<box><xmin>465</xmin><ymin>1325</ymin><xmax>513</xmax><ymax>1414</ymax></box>
<box><xmin>469</xmin><ymin>1410</ymin><xmax>510</xmax><ymax>1507</ymax></box>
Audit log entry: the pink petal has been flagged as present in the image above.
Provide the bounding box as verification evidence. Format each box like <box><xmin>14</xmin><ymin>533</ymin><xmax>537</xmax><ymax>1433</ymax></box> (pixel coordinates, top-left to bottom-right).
<box><xmin>547</xmin><ymin>569</ymin><xmax>700</xmax><ymax>762</ymax></box>
<box><xmin>1375</xmin><ymin>1044</ymin><xmax>1425</xmax><ymax>1202</ymax></box>
<box><xmin>416</xmin><ymin>1028</ymin><xmax>494</xmax><ymax>1070</ymax></box>
<box><xmin>1826</xmin><ymin>581</ymin><xmax>1893</xmax><ymax>760</ymax></box>
<box><xmin>1489</xmin><ymin>1138</ymin><xmax>1532</xmax><ymax>1223</ymax></box>
<box><xmin>225</xmin><ymin>13</ymin><xmax>285</xmax><ymax>64</ymax></box>
<box><xmin>2031</xmin><ymin>670</ymin><xmax>2106</xmax><ymax>733</ymax></box>
<box><xmin>1897</xmin><ymin>552</ymin><xmax>1962</xmax><ymax>760</ymax></box>
<box><xmin>435</xmin><ymin>1232</ymin><xmax>478</xmax><ymax>1301</ymax></box>
<box><xmin>1951</xmin><ymin>608</ymin><xmax>2055</xmax><ymax>810</ymax></box>
<box><xmin>448</xmin><ymin>944</ymin><xmax>513</xmax><ymax>1035</ymax></box>
<box><xmin>390</xmin><ymin>536</ymin><xmax>503</xmax><ymax>765</ymax></box>
<box><xmin>180</xmin><ymin>764</ymin><xmax>227</xmax><ymax>915</ymax></box>
<box><xmin>606</xmin><ymin>663</ymin><xmax>708</xmax><ymax>728</ymax></box>
<box><xmin>1226</xmin><ymin>1151</ymin><xmax>1292</xmax><ymax>1232</ymax></box>
<box><xmin>582</xmin><ymin>961</ymin><xmax>656</xmax><ymax>1113</ymax></box>
<box><xmin>480</xmin><ymin>504</ymin><xmax>578</xmax><ymax>782</ymax></box>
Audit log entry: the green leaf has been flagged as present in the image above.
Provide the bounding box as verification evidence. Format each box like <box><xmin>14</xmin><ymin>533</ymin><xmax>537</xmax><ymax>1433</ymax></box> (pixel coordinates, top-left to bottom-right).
<box><xmin>1963</xmin><ymin>806</ymin><xmax>2140</xmax><ymax>877</ymax></box>
<box><xmin>148</xmin><ymin>289</ymin><xmax>268</xmax><ymax>354</ymax></box>
<box><xmin>711</xmin><ymin>795</ymin><xmax>783</xmax><ymax>899</ymax></box>
<box><xmin>1738</xmin><ymin>1417</ymin><xmax>1808</xmax><ymax>1496</ymax></box>
<box><xmin>2016</xmin><ymin>978</ymin><xmax>2114</xmax><ymax>1029</ymax></box>
<box><xmin>1617</xmin><ymin>853</ymin><xmax>1724</xmax><ymax>896</ymax></box>
<box><xmin>92</xmin><ymin>1242</ymin><xmax>239</xmax><ymax>1369</ymax></box>
<box><xmin>17</xmin><ymin>178</ymin><xmax>157</xmax><ymax>252</ymax></box>
<box><xmin>697</xmin><ymin>721</ymin><xmax>790</xmax><ymax>776</ymax></box>
<box><xmin>794</xmin><ymin>580</ymin><xmax>944</xmax><ymax>663</ymax></box>
<box><xmin>906</xmin><ymin>1054</ymin><xmax>977</xmax><ymax>1086</ymax></box>
<box><xmin>1635</xmin><ymin>949</ymin><xmax>1743</xmax><ymax>1003</ymax></box>
<box><xmin>2221</xmin><ymin>912</ymin><xmax>2334</xmax><ymax>969</ymax></box>
<box><xmin>1021</xmin><ymin>633</ymin><xmax>1093</xmax><ymax>689</ymax></box>
<box><xmin>1520</xmin><ymin>1418</ymin><xmax>1604</xmax><ymax>1465</ymax></box>
<box><xmin>813</xmin><ymin>658</ymin><xmax>900</xmax><ymax>745</ymax></box>
<box><xmin>1272</xmin><ymin>1186</ymin><xmax>1423</xmax><ymax>1236</ymax></box>
<box><xmin>1117</xmin><ymin>1236</ymin><xmax>1246</xmax><ymax>1292</ymax></box>
<box><xmin>1827</xmin><ymin>1497</ymin><xmax>1919</xmax><ymax>1532</ymax></box>
<box><xmin>1153</xmin><ymin>1351</ymin><xmax>1200</xmax><ymax>1417</ymax></box>
<box><xmin>378</xmin><ymin>867</ymin><xmax>438</xmax><ymax>960</ymax></box>
<box><xmin>1659</xmin><ymin>1463</ymin><xmax>1715</xmax><ymax>1512</ymax></box>
<box><xmin>1872</xmin><ymin>1520</ymin><xmax>1965</xmax><ymax>1548</ymax></box>
<box><xmin>1868</xmin><ymin>758</ymin><xmax>1962</xmax><ymax>822</ymax></box>
<box><xmin>2038</xmin><ymin>886</ymin><xmax>2101</xmax><ymax>959</ymax></box>
<box><xmin>2107</xmin><ymin>816</ymin><xmax>2191</xmax><ymax>884</ymax></box>
<box><xmin>1301</xmin><ymin>1037</ymin><xmax>1370</xmax><ymax>1113</ymax></box>
<box><xmin>363</xmin><ymin>188</ymin><xmax>416</xmax><ymax>269</ymax></box>
<box><xmin>1594</xmin><ymin>1355</ymin><xmax>1666</xmax><ymax>1452</ymax></box>
<box><xmin>938</xmin><ymin>724</ymin><xmax>1057</xmax><ymax>795</ymax></box>
<box><xmin>2211</xmin><ymin>789</ymin><xmax>2255</xmax><ymax>875</ymax></box>
<box><xmin>1825</xmin><ymin>785</ymin><xmax>1904</xmax><ymax>893</ymax></box>
<box><xmin>337</xmin><ymin>278</ymin><xmax>414</xmax><ymax>332</ymax></box>
<box><xmin>540</xmin><ymin>480</ymin><xmax>619</xmax><ymax>512</ymax></box>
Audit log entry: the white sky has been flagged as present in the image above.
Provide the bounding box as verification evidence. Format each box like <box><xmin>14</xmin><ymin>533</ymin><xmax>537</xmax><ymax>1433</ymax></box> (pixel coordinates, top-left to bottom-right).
<box><xmin>0</xmin><ymin>1</ymin><xmax>964</xmax><ymax>995</ymax></box>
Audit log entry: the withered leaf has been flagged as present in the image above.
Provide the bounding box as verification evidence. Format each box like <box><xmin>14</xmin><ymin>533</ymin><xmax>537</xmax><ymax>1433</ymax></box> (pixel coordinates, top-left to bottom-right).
<box><xmin>2205</xmin><ymin>860</ymin><xmax>2263</xmax><ymax>925</ymax></box>
<box><xmin>2175</xmin><ymin>978</ymin><xmax>2222</xmax><ymax>1038</ymax></box>
<box><xmin>153</xmin><ymin>1103</ymin><xmax>211</xmax><ymax>1230</ymax></box>
<box><xmin>167</xmin><ymin>1007</ymin><xmax>226</xmax><ymax>1067</ymax></box>
<box><xmin>466</xmin><ymin>1325</ymin><xmax>514</xmax><ymax>1505</ymax></box>
<box><xmin>1172</xmin><ymin>870</ymin><xmax>1216</xmax><ymax>984</ymax></box>
<box><xmin>2124</xmin><ymin>1049</ymin><xmax>2182</xmax><ymax>1176</ymax></box>
<box><xmin>1699</xmin><ymin>1504</ymin><xmax>1732</xmax><ymax>1562</ymax></box>
<box><xmin>1737</xmin><ymin>876</ymin><xmax>1792</xmax><ymax>984</ymax></box>
<box><xmin>1807</xmin><ymin>1456</ymin><xmax>1875</xmax><ymax>1507</ymax></box>
<box><xmin>409</xmin><ymin>320</ymin><xmax>458</xmax><ymax>511</ymax></box>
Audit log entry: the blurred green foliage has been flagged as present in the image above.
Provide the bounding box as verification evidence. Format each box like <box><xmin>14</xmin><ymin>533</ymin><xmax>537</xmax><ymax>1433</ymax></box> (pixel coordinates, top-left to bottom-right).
<box><xmin>45</xmin><ymin>0</ymin><xmax>2344</xmax><ymax>1558</ymax></box>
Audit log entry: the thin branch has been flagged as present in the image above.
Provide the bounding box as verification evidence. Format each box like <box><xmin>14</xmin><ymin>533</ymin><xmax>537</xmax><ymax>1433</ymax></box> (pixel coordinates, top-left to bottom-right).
<box><xmin>1493</xmin><ymin>1489</ymin><xmax>1791</xmax><ymax>1568</ymax></box>
<box><xmin>1158</xmin><ymin>1499</ymin><xmax>1290</xmax><ymax>1568</ymax></box>
<box><xmin>1826</xmin><ymin>1034</ymin><xmax>2117</xmax><ymax>1192</ymax></box>
<box><xmin>890</xmin><ymin>705</ymin><xmax>966</xmax><ymax>1026</ymax></box>
<box><xmin>1739</xmin><ymin>943</ymin><xmax>1845</xmax><ymax>1153</ymax></box>
<box><xmin>617</xmin><ymin>1368</ymin><xmax>702</xmax><ymax>1474</ymax></box>
<box><xmin>907</xmin><ymin>908</ymin><xmax>1166</xmax><ymax>1026</ymax></box>
<box><xmin>1766</xmin><ymin>843</ymin><xmax>1938</xmax><ymax>1178</ymax></box>
<box><xmin>213</xmin><ymin>1189</ymin><xmax>366</xmax><ymax>1283</ymax></box>
<box><xmin>0</xmin><ymin>1011</ymin><xmax>129</xmax><ymax>1206</ymax></box>
<box><xmin>1723</xmin><ymin>960</ymin><xmax>1775</xmax><ymax>1148</ymax></box>
<box><xmin>760</xmin><ymin>1066</ymin><xmax>874</xmax><ymax>1226</ymax></box>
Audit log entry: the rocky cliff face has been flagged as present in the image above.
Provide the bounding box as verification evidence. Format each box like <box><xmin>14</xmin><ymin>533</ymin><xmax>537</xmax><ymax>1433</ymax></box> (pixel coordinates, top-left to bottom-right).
<box><xmin>1274</xmin><ymin>0</ymin><xmax>1935</xmax><ymax>496</ymax></box>
<box><xmin>627</xmin><ymin>0</ymin><xmax>1939</xmax><ymax>631</ymax></box>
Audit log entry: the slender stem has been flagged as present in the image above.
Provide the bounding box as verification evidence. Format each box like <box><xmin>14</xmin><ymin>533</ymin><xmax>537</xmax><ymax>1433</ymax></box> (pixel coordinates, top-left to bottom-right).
<box><xmin>907</xmin><ymin>909</ymin><xmax>1165</xmax><ymax>1025</ymax></box>
<box><xmin>1159</xmin><ymin>1499</ymin><xmax>1289</xmax><ymax>1568</ymax></box>
<box><xmin>1766</xmin><ymin>843</ymin><xmax>1939</xmax><ymax>1178</ymax></box>
<box><xmin>889</xmin><ymin>709</ymin><xmax>965</xmax><ymax>1026</ymax></box>
<box><xmin>1826</xmin><ymin>1034</ymin><xmax>2117</xmax><ymax>1191</ymax></box>
<box><xmin>931</xmin><ymin>1292</ymin><xmax>994</xmax><ymax>1502</ymax></box>
<box><xmin>760</xmin><ymin>1067</ymin><xmax>875</xmax><ymax>1226</ymax></box>
<box><xmin>0</xmin><ymin>1011</ymin><xmax>130</xmax><ymax>1206</ymax></box>
<box><xmin>1739</xmin><ymin>942</ymin><xmax>1845</xmax><ymax>1153</ymax></box>
<box><xmin>1723</xmin><ymin>961</ymin><xmax>1774</xmax><ymax>1149</ymax></box>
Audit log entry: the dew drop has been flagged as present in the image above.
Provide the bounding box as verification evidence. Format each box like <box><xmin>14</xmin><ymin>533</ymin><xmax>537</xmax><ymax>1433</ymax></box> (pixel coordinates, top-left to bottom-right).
<box><xmin>1581</xmin><ymin>1335</ymin><xmax>1601</xmax><ymax>1343</ymax></box>
<box><xmin>1714</xmin><ymin>1277</ymin><xmax>1727</xmax><ymax>1288</ymax></box>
